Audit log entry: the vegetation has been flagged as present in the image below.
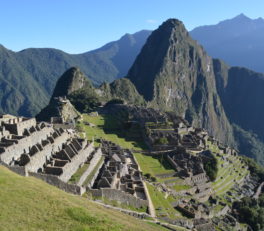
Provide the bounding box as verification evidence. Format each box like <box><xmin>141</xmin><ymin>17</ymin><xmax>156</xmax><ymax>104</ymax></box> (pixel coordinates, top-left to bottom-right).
<box><xmin>105</xmin><ymin>98</ymin><xmax>124</xmax><ymax>106</ymax></box>
<box><xmin>82</xmin><ymin>156</ymin><xmax>104</xmax><ymax>186</ymax></box>
<box><xmin>155</xmin><ymin>137</ymin><xmax>169</xmax><ymax>145</ymax></box>
<box><xmin>69</xmin><ymin>163</ymin><xmax>89</xmax><ymax>184</ymax></box>
<box><xmin>68</xmin><ymin>89</ymin><xmax>101</xmax><ymax>113</ymax></box>
<box><xmin>242</xmin><ymin>156</ymin><xmax>264</xmax><ymax>181</ymax></box>
<box><xmin>80</xmin><ymin>114</ymin><xmax>146</xmax><ymax>150</ymax></box>
<box><xmin>203</xmin><ymin>155</ymin><xmax>218</xmax><ymax>181</ymax></box>
<box><xmin>0</xmin><ymin>31</ymin><xmax>150</xmax><ymax>117</ymax></box>
<box><xmin>146</xmin><ymin>183</ymin><xmax>181</xmax><ymax>219</ymax></box>
<box><xmin>0</xmin><ymin>165</ymin><xmax>163</xmax><ymax>231</ymax></box>
<box><xmin>100</xmin><ymin>78</ymin><xmax>146</xmax><ymax>106</ymax></box>
<box><xmin>133</xmin><ymin>153</ymin><xmax>175</xmax><ymax>176</ymax></box>
<box><xmin>233</xmin><ymin>194</ymin><xmax>264</xmax><ymax>231</ymax></box>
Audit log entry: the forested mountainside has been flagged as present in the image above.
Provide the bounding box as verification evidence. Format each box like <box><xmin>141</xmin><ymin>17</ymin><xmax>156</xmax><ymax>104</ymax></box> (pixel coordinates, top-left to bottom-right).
<box><xmin>0</xmin><ymin>30</ymin><xmax>150</xmax><ymax>116</ymax></box>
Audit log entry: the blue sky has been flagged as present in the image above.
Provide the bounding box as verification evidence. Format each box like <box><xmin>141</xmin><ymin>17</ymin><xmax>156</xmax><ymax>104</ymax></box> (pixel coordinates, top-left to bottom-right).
<box><xmin>1</xmin><ymin>0</ymin><xmax>264</xmax><ymax>53</ymax></box>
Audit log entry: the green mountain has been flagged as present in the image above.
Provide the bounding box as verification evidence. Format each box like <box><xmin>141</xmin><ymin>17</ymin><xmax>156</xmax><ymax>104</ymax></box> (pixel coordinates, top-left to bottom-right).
<box><xmin>36</xmin><ymin>67</ymin><xmax>145</xmax><ymax>122</ymax></box>
<box><xmin>98</xmin><ymin>78</ymin><xmax>146</xmax><ymax>106</ymax></box>
<box><xmin>0</xmin><ymin>30</ymin><xmax>151</xmax><ymax>117</ymax></box>
<box><xmin>127</xmin><ymin>19</ymin><xmax>234</xmax><ymax>145</ymax></box>
<box><xmin>213</xmin><ymin>59</ymin><xmax>264</xmax><ymax>164</ymax></box>
<box><xmin>126</xmin><ymin>18</ymin><xmax>264</xmax><ymax>163</ymax></box>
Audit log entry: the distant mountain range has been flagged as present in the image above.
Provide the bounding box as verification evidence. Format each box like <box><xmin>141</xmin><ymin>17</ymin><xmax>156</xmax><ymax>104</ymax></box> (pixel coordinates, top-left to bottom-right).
<box><xmin>1</xmin><ymin>13</ymin><xmax>264</xmax><ymax>118</ymax></box>
<box><xmin>190</xmin><ymin>13</ymin><xmax>264</xmax><ymax>73</ymax></box>
<box><xmin>0</xmin><ymin>30</ymin><xmax>151</xmax><ymax>116</ymax></box>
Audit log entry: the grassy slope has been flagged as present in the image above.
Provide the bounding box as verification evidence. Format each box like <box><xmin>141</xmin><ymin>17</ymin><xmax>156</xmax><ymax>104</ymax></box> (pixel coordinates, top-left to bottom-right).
<box><xmin>0</xmin><ymin>166</ymin><xmax>165</xmax><ymax>231</ymax></box>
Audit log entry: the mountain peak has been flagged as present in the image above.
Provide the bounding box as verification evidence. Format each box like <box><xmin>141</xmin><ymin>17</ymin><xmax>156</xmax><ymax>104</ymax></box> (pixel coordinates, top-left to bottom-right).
<box><xmin>234</xmin><ymin>13</ymin><xmax>250</xmax><ymax>20</ymax></box>
<box><xmin>51</xmin><ymin>67</ymin><xmax>92</xmax><ymax>99</ymax></box>
<box><xmin>162</xmin><ymin>18</ymin><xmax>184</xmax><ymax>27</ymax></box>
<box><xmin>157</xmin><ymin>18</ymin><xmax>186</xmax><ymax>34</ymax></box>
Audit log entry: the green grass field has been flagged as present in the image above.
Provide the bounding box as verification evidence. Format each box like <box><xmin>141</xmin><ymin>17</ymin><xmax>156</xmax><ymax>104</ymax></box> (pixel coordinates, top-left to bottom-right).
<box><xmin>0</xmin><ymin>166</ymin><xmax>166</xmax><ymax>231</ymax></box>
<box><xmin>79</xmin><ymin>114</ymin><xmax>145</xmax><ymax>150</ymax></box>
<box><xmin>134</xmin><ymin>153</ymin><xmax>175</xmax><ymax>177</ymax></box>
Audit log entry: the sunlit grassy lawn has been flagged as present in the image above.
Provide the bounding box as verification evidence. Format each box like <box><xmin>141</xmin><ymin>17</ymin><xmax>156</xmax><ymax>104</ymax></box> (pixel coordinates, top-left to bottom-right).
<box><xmin>0</xmin><ymin>165</ymin><xmax>166</xmax><ymax>231</ymax></box>
<box><xmin>134</xmin><ymin>153</ymin><xmax>175</xmax><ymax>176</ymax></box>
<box><xmin>80</xmin><ymin>114</ymin><xmax>144</xmax><ymax>150</ymax></box>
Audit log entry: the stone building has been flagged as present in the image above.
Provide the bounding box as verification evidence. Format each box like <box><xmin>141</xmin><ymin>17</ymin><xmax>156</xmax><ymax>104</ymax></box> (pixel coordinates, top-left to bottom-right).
<box><xmin>0</xmin><ymin>115</ymin><xmax>95</xmax><ymax>184</ymax></box>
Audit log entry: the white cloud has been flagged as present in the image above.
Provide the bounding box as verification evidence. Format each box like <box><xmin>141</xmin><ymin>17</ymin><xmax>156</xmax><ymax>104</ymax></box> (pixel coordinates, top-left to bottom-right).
<box><xmin>146</xmin><ymin>19</ymin><xmax>157</xmax><ymax>24</ymax></box>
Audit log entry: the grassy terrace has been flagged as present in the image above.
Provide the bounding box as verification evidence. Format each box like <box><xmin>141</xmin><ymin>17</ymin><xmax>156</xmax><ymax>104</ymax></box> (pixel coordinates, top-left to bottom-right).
<box><xmin>0</xmin><ymin>166</ymin><xmax>166</xmax><ymax>231</ymax></box>
<box><xmin>68</xmin><ymin>163</ymin><xmax>89</xmax><ymax>184</ymax></box>
<box><xmin>146</xmin><ymin>183</ymin><xmax>182</xmax><ymax>220</ymax></box>
<box><xmin>82</xmin><ymin>156</ymin><xmax>104</xmax><ymax>186</ymax></box>
<box><xmin>207</xmin><ymin>141</ymin><xmax>249</xmax><ymax>195</ymax></box>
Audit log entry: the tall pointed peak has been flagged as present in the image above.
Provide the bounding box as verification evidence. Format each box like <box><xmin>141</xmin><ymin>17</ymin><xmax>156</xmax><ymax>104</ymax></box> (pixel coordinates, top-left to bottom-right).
<box><xmin>154</xmin><ymin>18</ymin><xmax>187</xmax><ymax>36</ymax></box>
<box><xmin>51</xmin><ymin>67</ymin><xmax>92</xmax><ymax>99</ymax></box>
<box><xmin>234</xmin><ymin>13</ymin><xmax>250</xmax><ymax>20</ymax></box>
<box><xmin>127</xmin><ymin>18</ymin><xmax>194</xmax><ymax>101</ymax></box>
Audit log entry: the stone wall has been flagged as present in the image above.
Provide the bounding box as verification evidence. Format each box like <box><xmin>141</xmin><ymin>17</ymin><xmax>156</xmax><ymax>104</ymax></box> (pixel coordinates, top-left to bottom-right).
<box><xmin>215</xmin><ymin>205</ymin><xmax>230</xmax><ymax>217</ymax></box>
<box><xmin>89</xmin><ymin>188</ymin><xmax>148</xmax><ymax>209</ymax></box>
<box><xmin>25</xmin><ymin>131</ymin><xmax>72</xmax><ymax>172</ymax></box>
<box><xmin>29</xmin><ymin>172</ymin><xmax>85</xmax><ymax>195</ymax></box>
<box><xmin>59</xmin><ymin>143</ymin><xmax>94</xmax><ymax>182</ymax></box>
<box><xmin>77</xmin><ymin>148</ymin><xmax>102</xmax><ymax>186</ymax></box>
<box><xmin>4</xmin><ymin>118</ymin><xmax>36</xmax><ymax>135</ymax></box>
<box><xmin>155</xmin><ymin>172</ymin><xmax>175</xmax><ymax>179</ymax></box>
<box><xmin>166</xmin><ymin>155</ymin><xmax>179</xmax><ymax>171</ymax></box>
<box><xmin>0</xmin><ymin>161</ymin><xmax>27</xmax><ymax>176</ymax></box>
<box><xmin>0</xmin><ymin>125</ymin><xmax>54</xmax><ymax>164</ymax></box>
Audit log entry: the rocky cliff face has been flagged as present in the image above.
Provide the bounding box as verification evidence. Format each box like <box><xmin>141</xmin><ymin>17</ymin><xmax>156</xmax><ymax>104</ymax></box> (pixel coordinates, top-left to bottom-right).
<box><xmin>127</xmin><ymin>19</ymin><xmax>234</xmax><ymax>144</ymax></box>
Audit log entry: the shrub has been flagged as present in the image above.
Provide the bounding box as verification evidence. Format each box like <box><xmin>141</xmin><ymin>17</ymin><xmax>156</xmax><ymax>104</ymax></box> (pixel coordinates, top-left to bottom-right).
<box><xmin>203</xmin><ymin>156</ymin><xmax>218</xmax><ymax>181</ymax></box>
<box><xmin>155</xmin><ymin>137</ymin><xmax>168</xmax><ymax>145</ymax></box>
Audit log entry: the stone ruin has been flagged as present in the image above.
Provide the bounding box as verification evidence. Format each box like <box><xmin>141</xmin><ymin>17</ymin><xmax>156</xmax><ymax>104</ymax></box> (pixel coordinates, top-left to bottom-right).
<box><xmin>89</xmin><ymin>140</ymin><xmax>148</xmax><ymax>209</ymax></box>
<box><xmin>175</xmin><ymin>199</ymin><xmax>213</xmax><ymax>219</ymax></box>
<box><xmin>0</xmin><ymin>114</ymin><xmax>95</xmax><ymax>191</ymax></box>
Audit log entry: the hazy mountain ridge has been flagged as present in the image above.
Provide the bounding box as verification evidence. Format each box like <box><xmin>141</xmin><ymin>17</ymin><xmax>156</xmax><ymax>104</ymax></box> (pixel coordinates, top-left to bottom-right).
<box><xmin>190</xmin><ymin>13</ymin><xmax>264</xmax><ymax>73</ymax></box>
<box><xmin>0</xmin><ymin>30</ymin><xmax>151</xmax><ymax>116</ymax></box>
